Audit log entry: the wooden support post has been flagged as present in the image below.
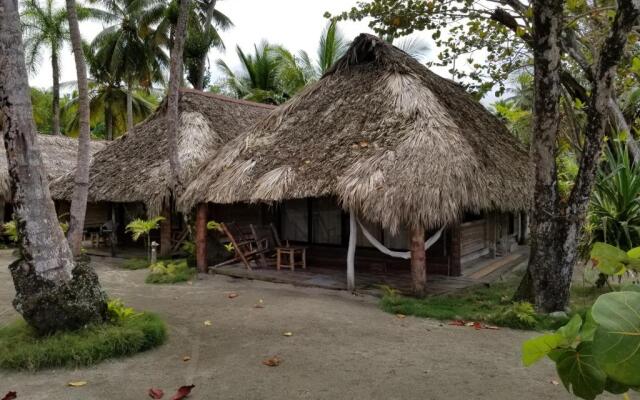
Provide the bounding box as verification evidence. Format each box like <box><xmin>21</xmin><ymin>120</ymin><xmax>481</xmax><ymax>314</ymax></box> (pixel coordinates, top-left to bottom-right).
<box><xmin>410</xmin><ymin>226</ymin><xmax>426</xmax><ymax>297</ymax></box>
<box><xmin>346</xmin><ymin>211</ymin><xmax>357</xmax><ymax>291</ymax></box>
<box><xmin>195</xmin><ymin>203</ymin><xmax>208</xmax><ymax>274</ymax></box>
<box><xmin>0</xmin><ymin>198</ymin><xmax>5</xmax><ymax>224</ymax></box>
<box><xmin>110</xmin><ymin>203</ymin><xmax>117</xmax><ymax>257</ymax></box>
<box><xmin>518</xmin><ymin>212</ymin><xmax>528</xmax><ymax>245</ymax></box>
<box><xmin>159</xmin><ymin>202</ymin><xmax>172</xmax><ymax>257</ymax></box>
<box><xmin>448</xmin><ymin>224</ymin><xmax>462</xmax><ymax>276</ymax></box>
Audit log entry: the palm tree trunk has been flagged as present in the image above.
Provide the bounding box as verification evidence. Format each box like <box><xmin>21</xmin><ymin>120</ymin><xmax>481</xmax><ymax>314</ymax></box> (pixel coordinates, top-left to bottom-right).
<box><xmin>0</xmin><ymin>0</ymin><xmax>106</xmax><ymax>334</ymax></box>
<box><xmin>195</xmin><ymin>0</ymin><xmax>217</xmax><ymax>91</ymax></box>
<box><xmin>51</xmin><ymin>50</ymin><xmax>61</xmax><ymax>135</ymax></box>
<box><xmin>65</xmin><ymin>0</ymin><xmax>93</xmax><ymax>257</ymax></box>
<box><xmin>126</xmin><ymin>80</ymin><xmax>133</xmax><ymax>132</ymax></box>
<box><xmin>166</xmin><ymin>0</ymin><xmax>190</xmax><ymax>192</ymax></box>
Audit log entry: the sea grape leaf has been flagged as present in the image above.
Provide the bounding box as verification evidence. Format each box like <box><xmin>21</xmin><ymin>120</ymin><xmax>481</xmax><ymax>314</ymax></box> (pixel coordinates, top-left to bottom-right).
<box><xmin>148</xmin><ymin>388</ymin><xmax>164</xmax><ymax>399</ymax></box>
<box><xmin>171</xmin><ymin>385</ymin><xmax>194</xmax><ymax>400</ymax></box>
<box><xmin>626</xmin><ymin>246</ymin><xmax>640</xmax><ymax>259</ymax></box>
<box><xmin>579</xmin><ymin>311</ymin><xmax>597</xmax><ymax>342</ymax></box>
<box><xmin>592</xmin><ymin>291</ymin><xmax>640</xmax><ymax>386</ymax></box>
<box><xmin>604</xmin><ymin>378</ymin><xmax>630</xmax><ymax>395</ymax></box>
<box><xmin>555</xmin><ymin>343</ymin><xmax>606</xmax><ymax>400</ymax></box>
<box><xmin>522</xmin><ymin>333</ymin><xmax>564</xmax><ymax>366</ymax></box>
<box><xmin>557</xmin><ymin>314</ymin><xmax>582</xmax><ymax>344</ymax></box>
<box><xmin>590</xmin><ymin>242</ymin><xmax>628</xmax><ymax>275</ymax></box>
<box><xmin>1</xmin><ymin>392</ymin><xmax>17</xmax><ymax>400</ymax></box>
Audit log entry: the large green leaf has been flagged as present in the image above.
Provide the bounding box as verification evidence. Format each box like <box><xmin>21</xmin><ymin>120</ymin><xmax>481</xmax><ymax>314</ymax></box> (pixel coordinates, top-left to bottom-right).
<box><xmin>590</xmin><ymin>242</ymin><xmax>627</xmax><ymax>275</ymax></box>
<box><xmin>557</xmin><ymin>314</ymin><xmax>582</xmax><ymax>344</ymax></box>
<box><xmin>556</xmin><ymin>343</ymin><xmax>607</xmax><ymax>400</ymax></box>
<box><xmin>592</xmin><ymin>291</ymin><xmax>640</xmax><ymax>386</ymax></box>
<box><xmin>522</xmin><ymin>333</ymin><xmax>564</xmax><ymax>366</ymax></box>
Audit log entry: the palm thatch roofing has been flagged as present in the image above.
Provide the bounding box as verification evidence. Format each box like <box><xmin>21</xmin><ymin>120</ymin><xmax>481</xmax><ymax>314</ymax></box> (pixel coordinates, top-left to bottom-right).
<box><xmin>0</xmin><ymin>134</ymin><xmax>106</xmax><ymax>202</ymax></box>
<box><xmin>50</xmin><ymin>90</ymin><xmax>275</xmax><ymax>216</ymax></box>
<box><xmin>180</xmin><ymin>34</ymin><xmax>532</xmax><ymax>232</ymax></box>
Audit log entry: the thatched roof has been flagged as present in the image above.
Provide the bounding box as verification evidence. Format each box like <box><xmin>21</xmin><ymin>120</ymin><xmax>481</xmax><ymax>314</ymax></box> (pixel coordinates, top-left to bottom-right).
<box><xmin>50</xmin><ymin>90</ymin><xmax>274</xmax><ymax>216</ymax></box>
<box><xmin>0</xmin><ymin>134</ymin><xmax>106</xmax><ymax>202</ymax></box>
<box><xmin>180</xmin><ymin>34</ymin><xmax>532</xmax><ymax>232</ymax></box>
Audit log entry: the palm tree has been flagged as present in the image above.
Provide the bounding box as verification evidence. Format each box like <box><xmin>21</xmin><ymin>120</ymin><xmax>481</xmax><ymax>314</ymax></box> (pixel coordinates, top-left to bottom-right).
<box><xmin>20</xmin><ymin>0</ymin><xmax>105</xmax><ymax>135</ymax></box>
<box><xmin>90</xmin><ymin>0</ymin><xmax>168</xmax><ymax>132</ymax></box>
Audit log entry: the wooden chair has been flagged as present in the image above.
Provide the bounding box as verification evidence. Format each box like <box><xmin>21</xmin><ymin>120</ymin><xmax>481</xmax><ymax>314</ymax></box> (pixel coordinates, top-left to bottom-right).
<box><xmin>220</xmin><ymin>222</ymin><xmax>269</xmax><ymax>270</ymax></box>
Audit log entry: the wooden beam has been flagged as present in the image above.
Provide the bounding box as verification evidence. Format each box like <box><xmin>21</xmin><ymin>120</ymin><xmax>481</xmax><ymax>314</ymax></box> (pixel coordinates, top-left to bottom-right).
<box><xmin>410</xmin><ymin>226</ymin><xmax>426</xmax><ymax>297</ymax></box>
<box><xmin>195</xmin><ymin>203</ymin><xmax>208</xmax><ymax>273</ymax></box>
<box><xmin>448</xmin><ymin>223</ymin><xmax>462</xmax><ymax>276</ymax></box>
<box><xmin>346</xmin><ymin>211</ymin><xmax>356</xmax><ymax>291</ymax></box>
<box><xmin>110</xmin><ymin>202</ymin><xmax>117</xmax><ymax>257</ymax></box>
<box><xmin>159</xmin><ymin>202</ymin><xmax>172</xmax><ymax>257</ymax></box>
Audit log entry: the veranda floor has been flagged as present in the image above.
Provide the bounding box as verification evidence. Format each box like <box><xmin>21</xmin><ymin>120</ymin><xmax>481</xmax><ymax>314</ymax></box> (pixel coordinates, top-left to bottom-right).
<box><xmin>212</xmin><ymin>246</ymin><xmax>529</xmax><ymax>296</ymax></box>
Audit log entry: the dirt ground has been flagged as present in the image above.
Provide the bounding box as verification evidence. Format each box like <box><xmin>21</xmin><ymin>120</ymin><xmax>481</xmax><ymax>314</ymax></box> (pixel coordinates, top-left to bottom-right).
<box><xmin>0</xmin><ymin>250</ymin><xmax>579</xmax><ymax>400</ymax></box>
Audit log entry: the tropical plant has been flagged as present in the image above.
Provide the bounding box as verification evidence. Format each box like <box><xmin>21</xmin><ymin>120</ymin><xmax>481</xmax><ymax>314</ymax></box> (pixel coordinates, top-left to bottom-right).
<box><xmin>125</xmin><ymin>216</ymin><xmax>165</xmax><ymax>260</ymax></box>
<box><xmin>146</xmin><ymin>259</ymin><xmax>195</xmax><ymax>284</ymax></box>
<box><xmin>90</xmin><ymin>0</ymin><xmax>168</xmax><ymax>132</ymax></box>
<box><xmin>20</xmin><ymin>0</ymin><xmax>105</xmax><ymax>135</ymax></box>
<box><xmin>106</xmin><ymin>298</ymin><xmax>140</xmax><ymax>323</ymax></box>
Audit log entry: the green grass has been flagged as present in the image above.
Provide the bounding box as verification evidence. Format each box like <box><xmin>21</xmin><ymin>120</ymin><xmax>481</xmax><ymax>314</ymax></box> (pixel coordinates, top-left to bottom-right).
<box><xmin>0</xmin><ymin>313</ymin><xmax>166</xmax><ymax>371</ymax></box>
<box><xmin>121</xmin><ymin>257</ymin><xmax>150</xmax><ymax>270</ymax></box>
<box><xmin>145</xmin><ymin>259</ymin><xmax>195</xmax><ymax>284</ymax></box>
<box><xmin>380</xmin><ymin>279</ymin><xmax>608</xmax><ymax>331</ymax></box>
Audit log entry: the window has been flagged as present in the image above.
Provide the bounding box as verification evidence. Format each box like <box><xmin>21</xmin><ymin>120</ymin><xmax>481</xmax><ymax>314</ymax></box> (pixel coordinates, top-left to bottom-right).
<box><xmin>280</xmin><ymin>199</ymin><xmax>308</xmax><ymax>242</ymax></box>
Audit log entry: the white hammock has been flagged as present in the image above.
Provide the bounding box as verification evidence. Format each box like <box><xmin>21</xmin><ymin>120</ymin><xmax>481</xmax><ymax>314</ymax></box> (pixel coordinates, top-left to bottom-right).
<box><xmin>356</xmin><ymin>218</ymin><xmax>444</xmax><ymax>260</ymax></box>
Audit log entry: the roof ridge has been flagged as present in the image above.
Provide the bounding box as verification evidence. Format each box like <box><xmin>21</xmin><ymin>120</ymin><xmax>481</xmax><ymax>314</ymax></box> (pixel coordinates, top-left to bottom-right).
<box><xmin>179</xmin><ymin>88</ymin><xmax>277</xmax><ymax>110</ymax></box>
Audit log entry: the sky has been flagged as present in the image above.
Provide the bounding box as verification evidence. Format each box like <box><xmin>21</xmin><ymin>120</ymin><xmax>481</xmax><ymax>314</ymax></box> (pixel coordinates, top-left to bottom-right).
<box><xmin>29</xmin><ymin>0</ymin><xmax>445</xmax><ymax>89</ymax></box>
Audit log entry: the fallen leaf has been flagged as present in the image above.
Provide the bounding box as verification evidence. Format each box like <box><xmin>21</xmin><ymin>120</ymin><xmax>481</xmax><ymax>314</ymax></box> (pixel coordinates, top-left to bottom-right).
<box><xmin>203</xmin><ymin>320</ymin><xmax>212</xmax><ymax>326</ymax></box>
<box><xmin>254</xmin><ymin>299</ymin><xmax>264</xmax><ymax>308</ymax></box>
<box><xmin>449</xmin><ymin>320</ymin><xmax>466</xmax><ymax>326</ymax></box>
<box><xmin>395</xmin><ymin>314</ymin><xmax>406</xmax><ymax>319</ymax></box>
<box><xmin>550</xmin><ymin>379</ymin><xmax>560</xmax><ymax>386</ymax></box>
<box><xmin>68</xmin><ymin>381</ymin><xmax>87</xmax><ymax>387</ymax></box>
<box><xmin>148</xmin><ymin>388</ymin><xmax>164</xmax><ymax>399</ymax></box>
<box><xmin>465</xmin><ymin>322</ymin><xmax>475</xmax><ymax>327</ymax></box>
<box><xmin>228</xmin><ymin>292</ymin><xmax>238</xmax><ymax>299</ymax></box>
<box><xmin>171</xmin><ymin>385</ymin><xmax>195</xmax><ymax>400</ymax></box>
<box><xmin>262</xmin><ymin>356</ymin><xmax>282</xmax><ymax>367</ymax></box>
<box><xmin>484</xmin><ymin>325</ymin><xmax>500</xmax><ymax>330</ymax></box>
<box><xmin>182</xmin><ymin>356</ymin><xmax>191</xmax><ymax>362</ymax></box>
<box><xmin>472</xmin><ymin>322</ymin><xmax>483</xmax><ymax>330</ymax></box>
<box><xmin>282</xmin><ymin>332</ymin><xmax>293</xmax><ymax>337</ymax></box>
<box><xmin>1</xmin><ymin>392</ymin><xmax>17</xmax><ymax>400</ymax></box>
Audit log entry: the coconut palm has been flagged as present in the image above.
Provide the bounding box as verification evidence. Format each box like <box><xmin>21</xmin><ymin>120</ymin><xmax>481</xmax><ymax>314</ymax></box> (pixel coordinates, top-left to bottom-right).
<box><xmin>90</xmin><ymin>0</ymin><xmax>168</xmax><ymax>132</ymax></box>
<box><xmin>20</xmin><ymin>0</ymin><xmax>106</xmax><ymax>135</ymax></box>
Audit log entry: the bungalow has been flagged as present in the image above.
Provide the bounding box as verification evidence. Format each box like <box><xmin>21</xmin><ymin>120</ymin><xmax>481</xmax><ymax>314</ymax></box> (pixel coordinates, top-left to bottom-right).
<box><xmin>50</xmin><ymin>89</ymin><xmax>275</xmax><ymax>255</ymax></box>
<box><xmin>180</xmin><ymin>34</ymin><xmax>532</xmax><ymax>296</ymax></box>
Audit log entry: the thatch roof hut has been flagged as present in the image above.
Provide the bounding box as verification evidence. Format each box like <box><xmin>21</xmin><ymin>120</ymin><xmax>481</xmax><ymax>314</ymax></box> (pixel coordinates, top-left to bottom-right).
<box><xmin>0</xmin><ymin>134</ymin><xmax>105</xmax><ymax>202</ymax></box>
<box><xmin>180</xmin><ymin>34</ymin><xmax>532</xmax><ymax>233</ymax></box>
<box><xmin>50</xmin><ymin>89</ymin><xmax>275</xmax><ymax>216</ymax></box>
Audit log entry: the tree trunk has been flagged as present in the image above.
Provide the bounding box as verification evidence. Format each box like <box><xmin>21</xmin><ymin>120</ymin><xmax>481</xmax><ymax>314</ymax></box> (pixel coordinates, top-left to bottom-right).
<box><xmin>126</xmin><ymin>80</ymin><xmax>133</xmax><ymax>133</ymax></box>
<box><xmin>159</xmin><ymin>202</ymin><xmax>172</xmax><ymax>258</ymax></box>
<box><xmin>65</xmin><ymin>0</ymin><xmax>93</xmax><ymax>258</ymax></box>
<box><xmin>0</xmin><ymin>0</ymin><xmax>106</xmax><ymax>334</ymax></box>
<box><xmin>195</xmin><ymin>0</ymin><xmax>218</xmax><ymax>91</ymax></box>
<box><xmin>166</xmin><ymin>0</ymin><xmax>190</xmax><ymax>194</ymax></box>
<box><xmin>516</xmin><ymin>0</ymin><xmax>640</xmax><ymax>312</ymax></box>
<box><xmin>195</xmin><ymin>203</ymin><xmax>207</xmax><ymax>273</ymax></box>
<box><xmin>410</xmin><ymin>226</ymin><xmax>426</xmax><ymax>297</ymax></box>
<box><xmin>51</xmin><ymin>50</ymin><xmax>61</xmax><ymax>136</ymax></box>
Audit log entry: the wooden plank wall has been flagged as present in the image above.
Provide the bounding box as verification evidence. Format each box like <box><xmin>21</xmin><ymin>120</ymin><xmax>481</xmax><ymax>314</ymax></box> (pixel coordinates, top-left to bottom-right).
<box><xmin>460</xmin><ymin>220</ymin><xmax>487</xmax><ymax>256</ymax></box>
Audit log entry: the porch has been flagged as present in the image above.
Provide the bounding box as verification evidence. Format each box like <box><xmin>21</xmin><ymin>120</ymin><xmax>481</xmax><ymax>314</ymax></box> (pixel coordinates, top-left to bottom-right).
<box><xmin>211</xmin><ymin>245</ymin><xmax>529</xmax><ymax>296</ymax></box>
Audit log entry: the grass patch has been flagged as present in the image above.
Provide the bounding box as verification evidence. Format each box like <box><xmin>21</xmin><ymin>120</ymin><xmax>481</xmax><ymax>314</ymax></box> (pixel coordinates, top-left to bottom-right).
<box><xmin>121</xmin><ymin>257</ymin><xmax>150</xmax><ymax>270</ymax></box>
<box><xmin>380</xmin><ymin>278</ymin><xmax>608</xmax><ymax>331</ymax></box>
<box><xmin>145</xmin><ymin>259</ymin><xmax>195</xmax><ymax>284</ymax></box>
<box><xmin>0</xmin><ymin>313</ymin><xmax>166</xmax><ymax>371</ymax></box>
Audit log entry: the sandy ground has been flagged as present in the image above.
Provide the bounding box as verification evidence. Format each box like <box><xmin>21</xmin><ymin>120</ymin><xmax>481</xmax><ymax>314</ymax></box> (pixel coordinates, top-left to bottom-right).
<box><xmin>0</xmin><ymin>250</ymin><xmax>579</xmax><ymax>400</ymax></box>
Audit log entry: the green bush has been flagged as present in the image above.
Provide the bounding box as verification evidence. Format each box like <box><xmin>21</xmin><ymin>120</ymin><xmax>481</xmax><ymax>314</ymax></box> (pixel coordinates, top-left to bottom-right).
<box><xmin>0</xmin><ymin>311</ymin><xmax>166</xmax><ymax>371</ymax></box>
<box><xmin>145</xmin><ymin>259</ymin><xmax>195</xmax><ymax>284</ymax></box>
<box><xmin>122</xmin><ymin>257</ymin><xmax>150</xmax><ymax>270</ymax></box>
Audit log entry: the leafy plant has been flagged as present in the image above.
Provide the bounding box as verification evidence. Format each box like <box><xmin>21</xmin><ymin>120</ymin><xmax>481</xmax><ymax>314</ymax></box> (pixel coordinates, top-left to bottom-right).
<box><xmin>206</xmin><ymin>220</ymin><xmax>222</xmax><ymax>231</ymax></box>
<box><xmin>2</xmin><ymin>221</ymin><xmax>18</xmax><ymax>243</ymax></box>
<box><xmin>106</xmin><ymin>299</ymin><xmax>139</xmax><ymax>324</ymax></box>
<box><xmin>121</xmin><ymin>257</ymin><xmax>150</xmax><ymax>270</ymax></box>
<box><xmin>523</xmin><ymin>291</ymin><xmax>640</xmax><ymax>399</ymax></box>
<box><xmin>590</xmin><ymin>242</ymin><xmax>640</xmax><ymax>277</ymax></box>
<box><xmin>125</xmin><ymin>217</ymin><xmax>165</xmax><ymax>260</ymax></box>
<box><xmin>492</xmin><ymin>301</ymin><xmax>537</xmax><ymax>329</ymax></box>
<box><xmin>145</xmin><ymin>260</ymin><xmax>195</xmax><ymax>284</ymax></box>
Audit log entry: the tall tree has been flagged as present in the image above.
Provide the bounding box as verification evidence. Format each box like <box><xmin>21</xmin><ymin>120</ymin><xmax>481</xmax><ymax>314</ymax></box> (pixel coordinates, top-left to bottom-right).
<box><xmin>166</xmin><ymin>0</ymin><xmax>190</xmax><ymax>191</ymax></box>
<box><xmin>0</xmin><ymin>0</ymin><xmax>106</xmax><ymax>333</ymax></box>
<box><xmin>335</xmin><ymin>0</ymin><xmax>640</xmax><ymax>312</ymax></box>
<box><xmin>64</xmin><ymin>0</ymin><xmax>93</xmax><ymax>256</ymax></box>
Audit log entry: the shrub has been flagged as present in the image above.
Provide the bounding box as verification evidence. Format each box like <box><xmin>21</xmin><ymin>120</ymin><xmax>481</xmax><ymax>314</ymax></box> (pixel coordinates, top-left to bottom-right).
<box><xmin>122</xmin><ymin>257</ymin><xmax>150</xmax><ymax>270</ymax></box>
<box><xmin>489</xmin><ymin>301</ymin><xmax>537</xmax><ymax>329</ymax></box>
<box><xmin>0</xmin><ymin>308</ymin><xmax>166</xmax><ymax>371</ymax></box>
<box><xmin>145</xmin><ymin>259</ymin><xmax>195</xmax><ymax>284</ymax></box>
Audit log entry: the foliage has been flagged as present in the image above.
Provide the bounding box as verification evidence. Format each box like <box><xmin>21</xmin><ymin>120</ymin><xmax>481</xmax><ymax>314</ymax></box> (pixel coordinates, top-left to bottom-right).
<box><xmin>380</xmin><ymin>280</ymin><xmax>581</xmax><ymax>331</ymax></box>
<box><xmin>106</xmin><ymin>298</ymin><xmax>140</xmax><ymax>323</ymax></box>
<box><xmin>126</xmin><ymin>217</ymin><xmax>164</xmax><ymax>242</ymax></box>
<box><xmin>590</xmin><ymin>242</ymin><xmax>640</xmax><ymax>278</ymax></box>
<box><xmin>2</xmin><ymin>221</ymin><xmax>18</xmax><ymax>243</ymax></box>
<box><xmin>522</xmin><ymin>291</ymin><xmax>640</xmax><ymax>399</ymax></box>
<box><xmin>588</xmin><ymin>141</ymin><xmax>640</xmax><ymax>251</ymax></box>
<box><xmin>0</xmin><ymin>313</ymin><xmax>166</xmax><ymax>371</ymax></box>
<box><xmin>121</xmin><ymin>257</ymin><xmax>150</xmax><ymax>270</ymax></box>
<box><xmin>145</xmin><ymin>259</ymin><xmax>195</xmax><ymax>284</ymax></box>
